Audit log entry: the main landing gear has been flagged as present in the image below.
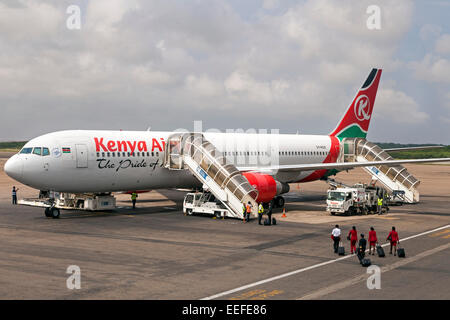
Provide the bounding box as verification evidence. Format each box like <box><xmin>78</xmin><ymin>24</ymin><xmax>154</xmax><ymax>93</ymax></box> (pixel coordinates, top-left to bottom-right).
<box><xmin>273</xmin><ymin>196</ymin><xmax>285</xmax><ymax>208</ymax></box>
<box><xmin>44</xmin><ymin>206</ymin><xmax>60</xmax><ymax>219</ymax></box>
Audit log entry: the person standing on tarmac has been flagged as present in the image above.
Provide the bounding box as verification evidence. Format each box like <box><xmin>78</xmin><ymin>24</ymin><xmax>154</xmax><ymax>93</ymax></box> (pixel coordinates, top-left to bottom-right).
<box><xmin>331</xmin><ymin>225</ymin><xmax>341</xmax><ymax>254</ymax></box>
<box><xmin>387</xmin><ymin>226</ymin><xmax>399</xmax><ymax>256</ymax></box>
<box><xmin>12</xmin><ymin>186</ymin><xmax>19</xmax><ymax>205</ymax></box>
<box><xmin>242</xmin><ymin>203</ymin><xmax>247</xmax><ymax>223</ymax></box>
<box><xmin>368</xmin><ymin>227</ymin><xmax>378</xmax><ymax>255</ymax></box>
<box><xmin>131</xmin><ymin>192</ymin><xmax>138</xmax><ymax>209</ymax></box>
<box><xmin>266</xmin><ymin>201</ymin><xmax>273</xmax><ymax>226</ymax></box>
<box><xmin>347</xmin><ymin>226</ymin><xmax>358</xmax><ymax>254</ymax></box>
<box><xmin>245</xmin><ymin>201</ymin><xmax>252</xmax><ymax>222</ymax></box>
<box><xmin>258</xmin><ymin>202</ymin><xmax>264</xmax><ymax>225</ymax></box>
<box><xmin>377</xmin><ymin>197</ymin><xmax>383</xmax><ymax>215</ymax></box>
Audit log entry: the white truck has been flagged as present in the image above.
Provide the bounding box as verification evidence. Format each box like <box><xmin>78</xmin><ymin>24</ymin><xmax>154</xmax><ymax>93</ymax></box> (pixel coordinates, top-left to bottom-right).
<box><xmin>326</xmin><ymin>184</ymin><xmax>380</xmax><ymax>215</ymax></box>
<box><xmin>183</xmin><ymin>192</ymin><xmax>233</xmax><ymax>219</ymax></box>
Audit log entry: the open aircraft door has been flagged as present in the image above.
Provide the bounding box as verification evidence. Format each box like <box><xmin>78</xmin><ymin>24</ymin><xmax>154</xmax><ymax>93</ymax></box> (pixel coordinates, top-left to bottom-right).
<box><xmin>75</xmin><ymin>144</ymin><xmax>88</xmax><ymax>168</ymax></box>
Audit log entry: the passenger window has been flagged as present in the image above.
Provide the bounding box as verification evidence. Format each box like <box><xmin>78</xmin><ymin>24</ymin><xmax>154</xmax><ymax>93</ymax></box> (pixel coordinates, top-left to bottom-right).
<box><xmin>42</xmin><ymin>148</ymin><xmax>50</xmax><ymax>156</ymax></box>
<box><xmin>33</xmin><ymin>147</ymin><xmax>42</xmax><ymax>156</ymax></box>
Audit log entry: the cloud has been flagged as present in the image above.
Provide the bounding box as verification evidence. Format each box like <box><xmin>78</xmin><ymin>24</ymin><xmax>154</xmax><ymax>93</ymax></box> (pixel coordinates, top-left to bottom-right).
<box><xmin>435</xmin><ymin>34</ymin><xmax>450</xmax><ymax>55</ymax></box>
<box><xmin>1</xmin><ymin>0</ymin><xmax>448</xmax><ymax>144</ymax></box>
<box><xmin>375</xmin><ymin>87</ymin><xmax>429</xmax><ymax>124</ymax></box>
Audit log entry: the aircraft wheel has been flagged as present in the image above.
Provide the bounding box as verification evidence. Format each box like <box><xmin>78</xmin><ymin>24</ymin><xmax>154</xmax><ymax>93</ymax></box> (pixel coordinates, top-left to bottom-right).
<box><xmin>186</xmin><ymin>209</ymin><xmax>193</xmax><ymax>216</ymax></box>
<box><xmin>44</xmin><ymin>207</ymin><xmax>51</xmax><ymax>218</ymax></box>
<box><xmin>275</xmin><ymin>196</ymin><xmax>285</xmax><ymax>208</ymax></box>
<box><xmin>50</xmin><ymin>207</ymin><xmax>60</xmax><ymax>219</ymax></box>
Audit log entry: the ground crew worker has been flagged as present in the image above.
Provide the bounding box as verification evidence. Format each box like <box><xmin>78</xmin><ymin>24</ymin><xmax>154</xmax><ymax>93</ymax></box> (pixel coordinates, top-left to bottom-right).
<box><xmin>242</xmin><ymin>203</ymin><xmax>246</xmax><ymax>223</ymax></box>
<box><xmin>258</xmin><ymin>203</ymin><xmax>264</xmax><ymax>225</ymax></box>
<box><xmin>357</xmin><ymin>234</ymin><xmax>367</xmax><ymax>264</ymax></box>
<box><xmin>266</xmin><ymin>201</ymin><xmax>273</xmax><ymax>226</ymax></box>
<box><xmin>12</xmin><ymin>186</ymin><xmax>19</xmax><ymax>205</ymax></box>
<box><xmin>377</xmin><ymin>197</ymin><xmax>383</xmax><ymax>215</ymax></box>
<box><xmin>331</xmin><ymin>225</ymin><xmax>341</xmax><ymax>254</ymax></box>
<box><xmin>347</xmin><ymin>226</ymin><xmax>358</xmax><ymax>254</ymax></box>
<box><xmin>131</xmin><ymin>192</ymin><xmax>138</xmax><ymax>209</ymax></box>
<box><xmin>245</xmin><ymin>201</ymin><xmax>252</xmax><ymax>222</ymax></box>
<box><xmin>368</xmin><ymin>227</ymin><xmax>377</xmax><ymax>255</ymax></box>
<box><xmin>387</xmin><ymin>226</ymin><xmax>399</xmax><ymax>256</ymax></box>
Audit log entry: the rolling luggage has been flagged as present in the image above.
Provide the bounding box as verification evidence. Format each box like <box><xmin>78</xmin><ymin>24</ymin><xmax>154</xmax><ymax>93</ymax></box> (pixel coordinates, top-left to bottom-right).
<box><xmin>397</xmin><ymin>247</ymin><xmax>405</xmax><ymax>258</ymax></box>
<box><xmin>272</xmin><ymin>218</ymin><xmax>277</xmax><ymax>225</ymax></box>
<box><xmin>376</xmin><ymin>244</ymin><xmax>385</xmax><ymax>257</ymax></box>
<box><xmin>338</xmin><ymin>242</ymin><xmax>345</xmax><ymax>256</ymax></box>
<box><xmin>361</xmin><ymin>258</ymin><xmax>371</xmax><ymax>267</ymax></box>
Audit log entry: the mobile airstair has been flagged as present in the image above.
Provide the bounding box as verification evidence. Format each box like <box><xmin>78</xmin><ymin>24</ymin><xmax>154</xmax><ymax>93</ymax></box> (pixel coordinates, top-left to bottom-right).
<box><xmin>339</xmin><ymin>138</ymin><xmax>420</xmax><ymax>203</ymax></box>
<box><xmin>164</xmin><ymin>133</ymin><xmax>259</xmax><ymax>219</ymax></box>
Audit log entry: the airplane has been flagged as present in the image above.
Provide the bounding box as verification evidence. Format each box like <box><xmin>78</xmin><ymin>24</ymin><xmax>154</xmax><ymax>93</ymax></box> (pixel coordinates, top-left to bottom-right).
<box><xmin>4</xmin><ymin>68</ymin><xmax>450</xmax><ymax>218</ymax></box>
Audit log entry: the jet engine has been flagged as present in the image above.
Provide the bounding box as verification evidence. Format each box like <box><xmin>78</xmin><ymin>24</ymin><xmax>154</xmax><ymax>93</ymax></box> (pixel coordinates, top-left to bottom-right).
<box><xmin>242</xmin><ymin>172</ymin><xmax>289</xmax><ymax>203</ymax></box>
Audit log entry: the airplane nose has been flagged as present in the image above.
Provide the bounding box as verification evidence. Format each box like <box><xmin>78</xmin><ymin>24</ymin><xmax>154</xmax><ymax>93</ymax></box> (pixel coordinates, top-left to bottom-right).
<box><xmin>4</xmin><ymin>156</ymin><xmax>23</xmax><ymax>181</ymax></box>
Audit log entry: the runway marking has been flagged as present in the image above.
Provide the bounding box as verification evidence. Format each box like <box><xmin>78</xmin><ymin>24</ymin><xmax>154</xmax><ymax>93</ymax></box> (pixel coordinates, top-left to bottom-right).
<box><xmin>297</xmin><ymin>241</ymin><xmax>450</xmax><ymax>300</ymax></box>
<box><xmin>229</xmin><ymin>289</ymin><xmax>283</xmax><ymax>300</ymax></box>
<box><xmin>201</xmin><ymin>224</ymin><xmax>450</xmax><ymax>300</ymax></box>
<box><xmin>429</xmin><ymin>229</ymin><xmax>450</xmax><ymax>237</ymax></box>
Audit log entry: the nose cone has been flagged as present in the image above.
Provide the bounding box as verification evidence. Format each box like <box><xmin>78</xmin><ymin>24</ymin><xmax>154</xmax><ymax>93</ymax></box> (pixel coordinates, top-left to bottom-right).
<box><xmin>4</xmin><ymin>156</ymin><xmax>23</xmax><ymax>181</ymax></box>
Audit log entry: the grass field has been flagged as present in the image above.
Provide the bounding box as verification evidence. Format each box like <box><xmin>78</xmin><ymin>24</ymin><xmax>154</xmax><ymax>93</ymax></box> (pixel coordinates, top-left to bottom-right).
<box><xmin>0</xmin><ymin>141</ymin><xmax>26</xmax><ymax>152</ymax></box>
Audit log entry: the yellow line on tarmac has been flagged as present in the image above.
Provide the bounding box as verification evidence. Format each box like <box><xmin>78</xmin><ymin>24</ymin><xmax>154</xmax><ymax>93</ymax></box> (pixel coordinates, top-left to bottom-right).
<box><xmin>429</xmin><ymin>229</ymin><xmax>450</xmax><ymax>237</ymax></box>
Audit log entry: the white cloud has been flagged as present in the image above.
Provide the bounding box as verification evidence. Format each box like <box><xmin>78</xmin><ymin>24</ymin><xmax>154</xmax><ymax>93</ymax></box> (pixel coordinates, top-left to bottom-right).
<box><xmin>375</xmin><ymin>88</ymin><xmax>429</xmax><ymax>124</ymax></box>
<box><xmin>2</xmin><ymin>0</ymin><xmax>448</xmax><ymax>143</ymax></box>
<box><xmin>435</xmin><ymin>34</ymin><xmax>450</xmax><ymax>55</ymax></box>
<box><xmin>412</xmin><ymin>54</ymin><xmax>450</xmax><ymax>83</ymax></box>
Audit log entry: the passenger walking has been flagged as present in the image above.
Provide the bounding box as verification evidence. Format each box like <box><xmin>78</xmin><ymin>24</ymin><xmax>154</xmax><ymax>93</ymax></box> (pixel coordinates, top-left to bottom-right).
<box><xmin>331</xmin><ymin>225</ymin><xmax>341</xmax><ymax>254</ymax></box>
<box><xmin>347</xmin><ymin>226</ymin><xmax>358</xmax><ymax>254</ymax></box>
<box><xmin>357</xmin><ymin>234</ymin><xmax>367</xmax><ymax>264</ymax></box>
<box><xmin>387</xmin><ymin>226</ymin><xmax>399</xmax><ymax>255</ymax></box>
<box><xmin>258</xmin><ymin>203</ymin><xmax>264</xmax><ymax>225</ymax></box>
<box><xmin>368</xmin><ymin>227</ymin><xmax>377</xmax><ymax>255</ymax></box>
<box><xmin>131</xmin><ymin>192</ymin><xmax>138</xmax><ymax>209</ymax></box>
<box><xmin>242</xmin><ymin>203</ymin><xmax>246</xmax><ymax>223</ymax></box>
<box><xmin>12</xmin><ymin>186</ymin><xmax>19</xmax><ymax>205</ymax></box>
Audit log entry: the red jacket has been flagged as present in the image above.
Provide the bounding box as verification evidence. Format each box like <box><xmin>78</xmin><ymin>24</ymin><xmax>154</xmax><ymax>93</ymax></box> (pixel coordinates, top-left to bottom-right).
<box><xmin>348</xmin><ymin>229</ymin><xmax>357</xmax><ymax>241</ymax></box>
<box><xmin>387</xmin><ymin>231</ymin><xmax>399</xmax><ymax>243</ymax></box>
<box><xmin>368</xmin><ymin>230</ymin><xmax>377</xmax><ymax>242</ymax></box>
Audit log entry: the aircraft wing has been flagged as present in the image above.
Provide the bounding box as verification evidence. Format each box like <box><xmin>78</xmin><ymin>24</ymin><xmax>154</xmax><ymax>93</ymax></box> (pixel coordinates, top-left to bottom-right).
<box><xmin>383</xmin><ymin>146</ymin><xmax>445</xmax><ymax>152</ymax></box>
<box><xmin>238</xmin><ymin>158</ymin><xmax>450</xmax><ymax>173</ymax></box>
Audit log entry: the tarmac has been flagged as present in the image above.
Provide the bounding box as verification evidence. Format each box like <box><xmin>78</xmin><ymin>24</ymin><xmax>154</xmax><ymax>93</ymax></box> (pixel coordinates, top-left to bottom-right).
<box><xmin>0</xmin><ymin>152</ymin><xmax>449</xmax><ymax>299</ymax></box>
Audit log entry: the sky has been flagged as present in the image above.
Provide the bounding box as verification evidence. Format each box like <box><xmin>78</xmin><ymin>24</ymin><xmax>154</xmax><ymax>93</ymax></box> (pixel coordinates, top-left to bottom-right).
<box><xmin>1</xmin><ymin>0</ymin><xmax>450</xmax><ymax>144</ymax></box>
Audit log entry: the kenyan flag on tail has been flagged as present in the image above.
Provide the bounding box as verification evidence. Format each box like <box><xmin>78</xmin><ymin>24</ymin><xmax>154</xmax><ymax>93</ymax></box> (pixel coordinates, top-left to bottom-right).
<box><xmin>329</xmin><ymin>68</ymin><xmax>382</xmax><ymax>141</ymax></box>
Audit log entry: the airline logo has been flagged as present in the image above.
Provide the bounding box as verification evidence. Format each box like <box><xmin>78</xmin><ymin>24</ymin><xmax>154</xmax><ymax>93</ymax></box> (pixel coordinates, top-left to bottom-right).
<box><xmin>354</xmin><ymin>95</ymin><xmax>371</xmax><ymax>121</ymax></box>
<box><xmin>94</xmin><ymin>137</ymin><xmax>166</xmax><ymax>153</ymax></box>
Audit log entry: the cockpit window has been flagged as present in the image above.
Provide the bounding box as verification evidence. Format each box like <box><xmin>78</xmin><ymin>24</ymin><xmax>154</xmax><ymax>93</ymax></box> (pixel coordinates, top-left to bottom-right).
<box><xmin>20</xmin><ymin>148</ymin><xmax>33</xmax><ymax>154</ymax></box>
<box><xmin>43</xmin><ymin>147</ymin><xmax>50</xmax><ymax>156</ymax></box>
<box><xmin>32</xmin><ymin>147</ymin><xmax>42</xmax><ymax>155</ymax></box>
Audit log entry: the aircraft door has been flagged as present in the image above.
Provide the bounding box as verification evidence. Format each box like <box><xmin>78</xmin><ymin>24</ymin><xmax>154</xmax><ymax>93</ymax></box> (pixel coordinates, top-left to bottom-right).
<box><xmin>75</xmin><ymin>144</ymin><xmax>88</xmax><ymax>168</ymax></box>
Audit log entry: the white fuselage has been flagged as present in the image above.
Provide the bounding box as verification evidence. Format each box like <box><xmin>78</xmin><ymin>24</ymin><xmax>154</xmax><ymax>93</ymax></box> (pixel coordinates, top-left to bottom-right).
<box><xmin>5</xmin><ymin>130</ymin><xmax>338</xmax><ymax>193</ymax></box>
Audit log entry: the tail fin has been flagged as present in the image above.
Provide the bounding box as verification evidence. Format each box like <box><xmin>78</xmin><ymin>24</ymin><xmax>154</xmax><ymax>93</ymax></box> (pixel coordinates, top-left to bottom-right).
<box><xmin>330</xmin><ymin>68</ymin><xmax>382</xmax><ymax>140</ymax></box>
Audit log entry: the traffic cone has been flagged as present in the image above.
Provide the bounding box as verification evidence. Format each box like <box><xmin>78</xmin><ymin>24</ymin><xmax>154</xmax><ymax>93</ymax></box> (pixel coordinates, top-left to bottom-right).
<box><xmin>281</xmin><ymin>208</ymin><xmax>287</xmax><ymax>218</ymax></box>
